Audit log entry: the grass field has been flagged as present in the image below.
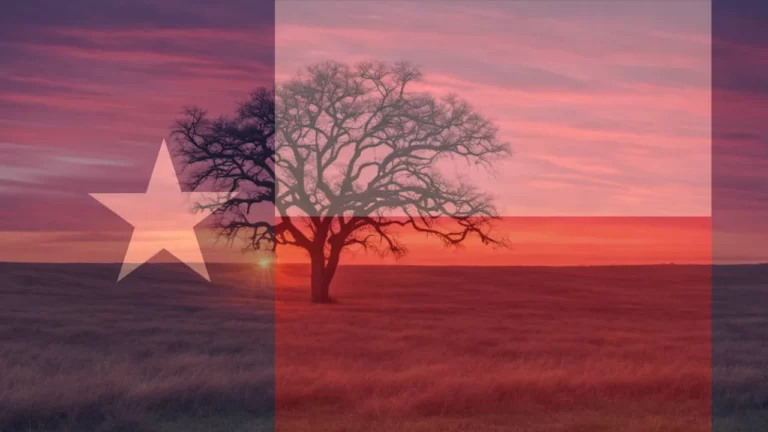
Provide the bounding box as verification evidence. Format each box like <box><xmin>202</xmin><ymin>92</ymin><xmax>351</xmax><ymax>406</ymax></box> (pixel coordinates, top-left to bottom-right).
<box><xmin>0</xmin><ymin>263</ymin><xmax>275</xmax><ymax>432</ymax></box>
<box><xmin>0</xmin><ymin>263</ymin><xmax>714</xmax><ymax>431</ymax></box>
<box><xmin>713</xmin><ymin>265</ymin><xmax>768</xmax><ymax>432</ymax></box>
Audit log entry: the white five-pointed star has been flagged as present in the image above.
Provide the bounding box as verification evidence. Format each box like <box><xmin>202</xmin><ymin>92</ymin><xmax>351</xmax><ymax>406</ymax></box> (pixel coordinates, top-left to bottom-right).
<box><xmin>90</xmin><ymin>140</ymin><xmax>229</xmax><ymax>281</ymax></box>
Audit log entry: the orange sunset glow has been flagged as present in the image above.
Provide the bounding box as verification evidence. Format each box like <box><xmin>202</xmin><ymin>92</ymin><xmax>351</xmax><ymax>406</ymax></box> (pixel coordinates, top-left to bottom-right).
<box><xmin>0</xmin><ymin>217</ymin><xmax>711</xmax><ymax>266</ymax></box>
<box><xmin>274</xmin><ymin>217</ymin><xmax>712</xmax><ymax>266</ymax></box>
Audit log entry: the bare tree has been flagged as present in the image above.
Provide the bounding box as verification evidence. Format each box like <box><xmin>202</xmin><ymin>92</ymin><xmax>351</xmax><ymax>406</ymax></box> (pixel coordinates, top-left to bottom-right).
<box><xmin>174</xmin><ymin>61</ymin><xmax>510</xmax><ymax>303</ymax></box>
<box><xmin>172</xmin><ymin>88</ymin><xmax>276</xmax><ymax>251</ymax></box>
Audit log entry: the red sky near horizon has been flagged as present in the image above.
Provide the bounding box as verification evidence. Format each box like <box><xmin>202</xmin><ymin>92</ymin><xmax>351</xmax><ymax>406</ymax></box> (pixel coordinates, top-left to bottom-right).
<box><xmin>1</xmin><ymin>217</ymin><xmax>711</xmax><ymax>267</ymax></box>
<box><xmin>0</xmin><ymin>1</ymin><xmax>715</xmax><ymax>266</ymax></box>
<box><xmin>275</xmin><ymin>217</ymin><xmax>712</xmax><ymax>266</ymax></box>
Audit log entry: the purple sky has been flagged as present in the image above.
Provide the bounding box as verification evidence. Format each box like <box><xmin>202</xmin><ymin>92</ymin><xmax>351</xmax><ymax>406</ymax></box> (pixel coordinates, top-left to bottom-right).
<box><xmin>0</xmin><ymin>0</ymin><xmax>273</xmax><ymax>234</ymax></box>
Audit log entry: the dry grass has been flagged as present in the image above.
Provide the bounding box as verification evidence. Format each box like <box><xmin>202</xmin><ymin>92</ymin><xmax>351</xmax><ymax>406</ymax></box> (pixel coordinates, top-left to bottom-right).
<box><xmin>275</xmin><ymin>265</ymin><xmax>711</xmax><ymax>431</ymax></box>
<box><xmin>0</xmin><ymin>262</ymin><xmax>275</xmax><ymax>432</ymax></box>
<box><xmin>0</xmin><ymin>262</ymin><xmax>715</xmax><ymax>431</ymax></box>
<box><xmin>712</xmin><ymin>265</ymin><xmax>768</xmax><ymax>431</ymax></box>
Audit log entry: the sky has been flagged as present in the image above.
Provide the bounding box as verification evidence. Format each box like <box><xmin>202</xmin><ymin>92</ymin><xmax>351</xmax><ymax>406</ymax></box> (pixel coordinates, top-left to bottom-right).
<box><xmin>277</xmin><ymin>0</ymin><xmax>712</xmax><ymax>217</ymax></box>
<box><xmin>0</xmin><ymin>0</ymin><xmax>717</xmax><ymax>266</ymax></box>
<box><xmin>0</xmin><ymin>0</ymin><xmax>274</xmax><ymax>264</ymax></box>
<box><xmin>0</xmin><ymin>0</ymin><xmax>273</xmax><ymax>229</ymax></box>
<box><xmin>272</xmin><ymin>217</ymin><xmax>711</xmax><ymax>266</ymax></box>
<box><xmin>712</xmin><ymin>1</ymin><xmax>768</xmax><ymax>263</ymax></box>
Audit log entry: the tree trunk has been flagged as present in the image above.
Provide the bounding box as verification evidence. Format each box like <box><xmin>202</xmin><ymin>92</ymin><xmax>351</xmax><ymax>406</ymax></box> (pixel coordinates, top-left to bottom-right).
<box><xmin>310</xmin><ymin>251</ymin><xmax>331</xmax><ymax>303</ymax></box>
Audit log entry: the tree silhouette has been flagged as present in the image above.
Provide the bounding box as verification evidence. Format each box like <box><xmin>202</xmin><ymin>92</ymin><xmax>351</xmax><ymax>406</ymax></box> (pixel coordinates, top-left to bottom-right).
<box><xmin>172</xmin><ymin>88</ymin><xmax>276</xmax><ymax>252</ymax></box>
<box><xmin>173</xmin><ymin>61</ymin><xmax>510</xmax><ymax>303</ymax></box>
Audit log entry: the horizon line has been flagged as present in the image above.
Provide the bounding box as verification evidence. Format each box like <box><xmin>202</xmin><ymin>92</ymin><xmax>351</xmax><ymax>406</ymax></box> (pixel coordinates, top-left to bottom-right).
<box><xmin>0</xmin><ymin>261</ymin><xmax>756</xmax><ymax>268</ymax></box>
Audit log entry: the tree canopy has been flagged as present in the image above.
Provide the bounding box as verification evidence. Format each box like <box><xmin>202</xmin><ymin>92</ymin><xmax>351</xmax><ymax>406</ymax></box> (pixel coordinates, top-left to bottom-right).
<box><xmin>173</xmin><ymin>60</ymin><xmax>510</xmax><ymax>302</ymax></box>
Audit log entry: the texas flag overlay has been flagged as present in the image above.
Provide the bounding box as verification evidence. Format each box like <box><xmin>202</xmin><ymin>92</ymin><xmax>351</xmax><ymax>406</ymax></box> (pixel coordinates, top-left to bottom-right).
<box><xmin>0</xmin><ymin>1</ymin><xmax>764</xmax><ymax>431</ymax></box>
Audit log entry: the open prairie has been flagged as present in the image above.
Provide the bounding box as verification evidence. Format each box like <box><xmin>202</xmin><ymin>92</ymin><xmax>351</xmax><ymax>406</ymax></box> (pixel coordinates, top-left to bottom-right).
<box><xmin>0</xmin><ymin>262</ymin><xmax>275</xmax><ymax>432</ymax></box>
<box><xmin>276</xmin><ymin>264</ymin><xmax>711</xmax><ymax>432</ymax></box>
<box><xmin>0</xmin><ymin>263</ymin><xmax>713</xmax><ymax>431</ymax></box>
